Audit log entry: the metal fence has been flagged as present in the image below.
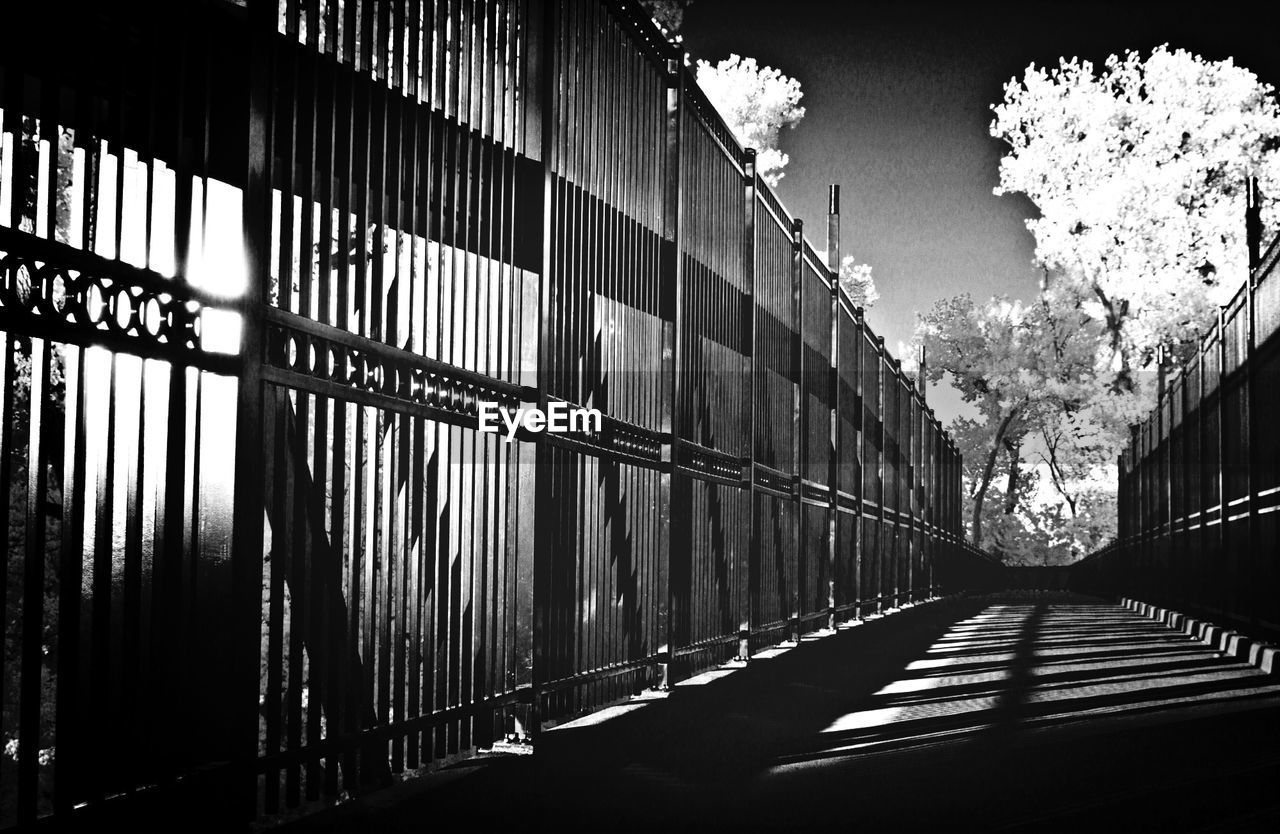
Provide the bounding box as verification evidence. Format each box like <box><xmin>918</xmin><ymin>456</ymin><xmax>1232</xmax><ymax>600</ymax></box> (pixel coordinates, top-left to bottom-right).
<box><xmin>0</xmin><ymin>0</ymin><xmax>979</xmax><ymax>826</ymax></box>
<box><xmin>1073</xmin><ymin>193</ymin><xmax>1280</xmax><ymax>643</ymax></box>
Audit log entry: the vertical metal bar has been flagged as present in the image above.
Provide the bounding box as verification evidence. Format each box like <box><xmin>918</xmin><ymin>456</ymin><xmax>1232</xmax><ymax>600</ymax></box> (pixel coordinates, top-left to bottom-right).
<box><xmin>139</xmin><ymin>8</ymin><xmax>166</xmax><ymax>749</ymax></box>
<box><xmin>54</xmin><ymin>343</ymin><xmax>86</xmax><ymax>814</ymax></box>
<box><xmin>287</xmin><ymin>403</ymin><xmax>309</xmax><ymax>808</ymax></box>
<box><xmin>88</xmin><ymin>346</ymin><xmax>117</xmax><ymax>804</ymax></box>
<box><xmin>334</xmin><ymin>2</ymin><xmax>357</xmax><ymax>790</ymax></box>
<box><xmin>17</xmin><ymin>337</ymin><xmax>50</xmax><ymax>823</ymax></box>
<box><xmin>264</xmin><ymin>392</ymin><xmax>287</xmax><ymax>813</ymax></box>
<box><xmin>122</xmin><ymin>353</ymin><xmax>145</xmax><ymax>786</ymax></box>
<box><xmin>230</xmin><ymin>0</ymin><xmax>275</xmax><ymax>819</ymax></box>
<box><xmin>154</xmin><ymin>8</ymin><xmax>192</xmax><ymax>785</ymax></box>
<box><xmin>314</xmin><ymin>21</ymin><xmax>338</xmax><ymax>803</ymax></box>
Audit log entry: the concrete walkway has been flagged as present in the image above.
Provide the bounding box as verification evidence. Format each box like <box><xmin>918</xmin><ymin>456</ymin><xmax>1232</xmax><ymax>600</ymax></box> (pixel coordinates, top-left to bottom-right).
<box><xmin>282</xmin><ymin>594</ymin><xmax>1280</xmax><ymax>832</ymax></box>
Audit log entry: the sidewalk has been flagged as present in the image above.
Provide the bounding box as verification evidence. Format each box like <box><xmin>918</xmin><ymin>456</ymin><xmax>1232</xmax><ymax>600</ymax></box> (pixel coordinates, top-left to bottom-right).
<box><xmin>280</xmin><ymin>594</ymin><xmax>1280</xmax><ymax>832</ymax></box>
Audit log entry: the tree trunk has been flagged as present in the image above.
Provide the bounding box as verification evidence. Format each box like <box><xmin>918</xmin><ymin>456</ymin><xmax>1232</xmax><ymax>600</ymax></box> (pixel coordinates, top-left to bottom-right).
<box><xmin>990</xmin><ymin>441</ymin><xmax>1022</xmax><ymax>561</ymax></box>
<box><xmin>970</xmin><ymin>405</ymin><xmax>1021</xmax><ymax>547</ymax></box>
<box><xmin>1091</xmin><ymin>282</ymin><xmax>1132</xmax><ymax>392</ymax></box>
<box><xmin>1002</xmin><ymin>439</ymin><xmax>1021</xmax><ymax>515</ymax></box>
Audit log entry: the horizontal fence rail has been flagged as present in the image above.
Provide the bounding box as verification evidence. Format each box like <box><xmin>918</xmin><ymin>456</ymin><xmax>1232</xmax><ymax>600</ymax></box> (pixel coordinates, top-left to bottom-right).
<box><xmin>1074</xmin><ymin>202</ymin><xmax>1280</xmax><ymax>642</ymax></box>
<box><xmin>0</xmin><ymin>0</ymin><xmax>984</xmax><ymax>826</ymax></box>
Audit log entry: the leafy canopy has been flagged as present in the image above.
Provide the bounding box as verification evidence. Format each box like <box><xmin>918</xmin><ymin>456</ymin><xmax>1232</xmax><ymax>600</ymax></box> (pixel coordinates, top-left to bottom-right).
<box><xmin>991</xmin><ymin>45</ymin><xmax>1280</xmax><ymax>370</ymax></box>
<box><xmin>695</xmin><ymin>54</ymin><xmax>806</xmax><ymax>187</ymax></box>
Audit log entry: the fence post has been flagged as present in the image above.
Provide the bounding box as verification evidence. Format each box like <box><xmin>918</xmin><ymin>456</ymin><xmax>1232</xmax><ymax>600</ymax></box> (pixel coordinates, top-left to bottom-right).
<box><xmin>229</xmin><ymin>0</ymin><xmax>275</xmax><ymax>819</ymax></box>
<box><xmin>1152</xmin><ymin>419</ymin><xmax>1162</xmax><ymax>588</ymax></box>
<box><xmin>1136</xmin><ymin>424</ymin><xmax>1146</xmax><ymax>593</ymax></box>
<box><xmin>1216</xmin><ymin>305</ymin><xmax>1228</xmax><ymax>616</ymax></box>
<box><xmin>952</xmin><ymin>441</ymin><xmax>960</xmax><ymax>572</ymax></box>
<box><xmin>901</xmin><ymin>368</ymin><xmax>911</xmax><ymax>601</ymax></box>
<box><xmin>951</xmin><ymin>440</ymin><xmax>957</xmax><ymax>582</ymax></box>
<box><xmin>739</xmin><ymin>149</ymin><xmax>758</xmax><ymax>661</ymax></box>
<box><xmin>944</xmin><ymin>438</ymin><xmax>954</xmax><ymax>583</ymax></box>
<box><xmin>1175</xmin><ymin>368</ymin><xmax>1187</xmax><ymax>602</ymax></box>
<box><xmin>530</xmin><ymin>0</ymin><xmax>555</xmax><ymax>736</ymax></box>
<box><xmin>1139</xmin><ymin>423</ymin><xmax>1146</xmax><ymax>587</ymax></box>
<box><xmin>827</xmin><ymin>185</ymin><xmax>840</xmax><ymax>630</ymax></box>
<box><xmin>790</xmin><ymin>216</ymin><xmax>804</xmax><ymax>641</ymax></box>
<box><xmin>1244</xmin><ymin>175</ymin><xmax>1261</xmax><ymax>625</ymax></box>
<box><xmin>656</xmin><ymin>48</ymin><xmax>687</xmax><ymax>687</ymax></box>
<box><xmin>917</xmin><ymin>348</ymin><xmax>927</xmax><ymax>600</ymax></box>
<box><xmin>1116</xmin><ymin>451</ymin><xmax>1126</xmax><ymax>565</ymax></box>
<box><xmin>926</xmin><ymin>410</ymin><xmax>936</xmax><ymax>596</ymax></box>
<box><xmin>899</xmin><ymin>363</ymin><xmax>910</xmax><ymax>602</ymax></box>
<box><xmin>903</xmin><ymin>364</ymin><xmax>913</xmax><ymax>600</ymax></box>
<box><xmin>877</xmin><ymin>335</ymin><xmax>887</xmax><ymax>611</ymax></box>
<box><xmin>910</xmin><ymin>371</ymin><xmax>920</xmax><ymax>600</ymax></box>
<box><xmin>889</xmin><ymin>361</ymin><xmax>899</xmax><ymax>604</ymax></box>
<box><xmin>1157</xmin><ymin>346</ymin><xmax>1168</xmax><ymax>602</ymax></box>
<box><xmin>853</xmin><ymin>307</ymin><xmax>865</xmax><ymax>615</ymax></box>
<box><xmin>1196</xmin><ymin>342</ymin><xmax>1208</xmax><ymax>610</ymax></box>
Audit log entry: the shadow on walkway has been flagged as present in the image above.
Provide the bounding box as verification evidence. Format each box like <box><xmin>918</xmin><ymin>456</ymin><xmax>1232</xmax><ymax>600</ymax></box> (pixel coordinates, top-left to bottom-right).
<box><xmin>282</xmin><ymin>594</ymin><xmax>1280</xmax><ymax>832</ymax></box>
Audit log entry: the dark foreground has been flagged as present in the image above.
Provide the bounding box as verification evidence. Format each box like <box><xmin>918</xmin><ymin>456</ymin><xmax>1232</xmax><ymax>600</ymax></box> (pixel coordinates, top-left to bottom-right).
<box><xmin>280</xmin><ymin>595</ymin><xmax>1280</xmax><ymax>833</ymax></box>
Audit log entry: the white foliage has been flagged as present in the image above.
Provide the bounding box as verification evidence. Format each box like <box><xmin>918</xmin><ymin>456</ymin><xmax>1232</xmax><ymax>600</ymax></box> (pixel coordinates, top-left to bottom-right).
<box><xmin>838</xmin><ymin>256</ymin><xmax>879</xmax><ymax>310</ymax></box>
<box><xmin>813</xmin><ymin>251</ymin><xmax>879</xmax><ymax>310</ymax></box>
<box><xmin>695</xmin><ymin>54</ymin><xmax>805</xmax><ymax>186</ymax></box>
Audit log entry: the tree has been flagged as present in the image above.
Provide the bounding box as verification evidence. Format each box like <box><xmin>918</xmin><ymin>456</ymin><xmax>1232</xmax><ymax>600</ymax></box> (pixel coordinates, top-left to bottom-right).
<box><xmin>915</xmin><ymin>286</ymin><xmax>1136</xmax><ymax>560</ymax></box>
<box><xmin>814</xmin><ymin>252</ymin><xmax>879</xmax><ymax>310</ymax></box>
<box><xmin>637</xmin><ymin>0</ymin><xmax>693</xmax><ymax>39</ymax></box>
<box><xmin>915</xmin><ymin>294</ymin><xmax>1040</xmax><ymax>549</ymax></box>
<box><xmin>991</xmin><ymin>46</ymin><xmax>1280</xmax><ymax>387</ymax></box>
<box><xmin>695</xmin><ymin>55</ymin><xmax>805</xmax><ymax>186</ymax></box>
<box><xmin>929</xmin><ymin>45</ymin><xmax>1280</xmax><ymax>564</ymax></box>
<box><xmin>837</xmin><ymin>256</ymin><xmax>879</xmax><ymax>310</ymax></box>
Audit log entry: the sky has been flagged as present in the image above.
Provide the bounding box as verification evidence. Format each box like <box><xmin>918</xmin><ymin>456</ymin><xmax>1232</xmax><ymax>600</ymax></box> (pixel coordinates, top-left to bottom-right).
<box><xmin>680</xmin><ymin>0</ymin><xmax>1280</xmax><ymax>422</ymax></box>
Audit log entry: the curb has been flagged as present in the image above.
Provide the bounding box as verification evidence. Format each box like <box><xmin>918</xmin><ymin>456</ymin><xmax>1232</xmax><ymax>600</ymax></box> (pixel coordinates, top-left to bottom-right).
<box><xmin>1118</xmin><ymin>596</ymin><xmax>1279</xmax><ymax>676</ymax></box>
